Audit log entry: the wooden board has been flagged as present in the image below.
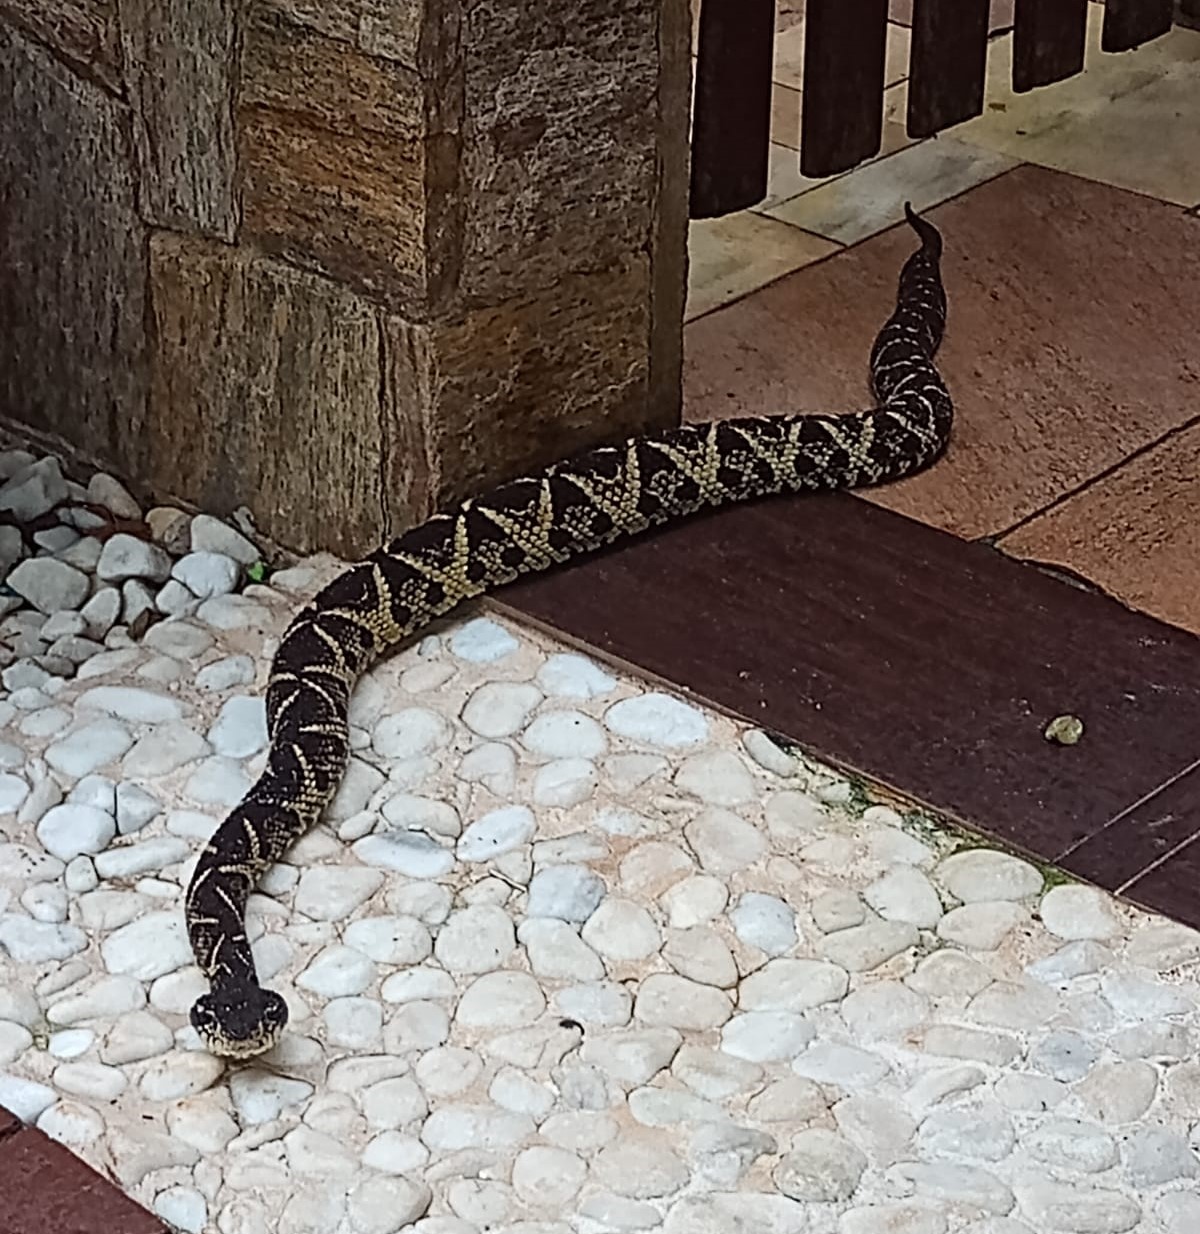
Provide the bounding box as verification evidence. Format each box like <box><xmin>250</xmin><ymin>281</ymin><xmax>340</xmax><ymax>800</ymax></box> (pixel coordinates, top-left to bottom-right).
<box><xmin>907</xmin><ymin>0</ymin><xmax>991</xmax><ymax>137</ymax></box>
<box><xmin>800</xmin><ymin>0</ymin><xmax>889</xmax><ymax>177</ymax></box>
<box><xmin>1012</xmin><ymin>0</ymin><xmax>1089</xmax><ymax>91</ymax></box>
<box><xmin>688</xmin><ymin>0</ymin><xmax>775</xmax><ymax>217</ymax></box>
<box><xmin>1101</xmin><ymin>0</ymin><xmax>1174</xmax><ymax>51</ymax></box>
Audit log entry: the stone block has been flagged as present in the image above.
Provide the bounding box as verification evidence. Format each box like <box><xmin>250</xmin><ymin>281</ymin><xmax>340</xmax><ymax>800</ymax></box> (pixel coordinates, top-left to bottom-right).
<box><xmin>238</xmin><ymin>1</ymin><xmax>437</xmax><ymax>307</ymax></box>
<box><xmin>144</xmin><ymin>235</ymin><xmax>388</xmax><ymax>558</ymax></box>
<box><xmin>120</xmin><ymin>0</ymin><xmax>238</xmax><ymax>239</ymax></box>
<box><xmin>0</xmin><ymin>0</ymin><xmax>121</xmax><ymax>93</ymax></box>
<box><xmin>0</xmin><ymin>29</ymin><xmax>149</xmax><ymax>467</ymax></box>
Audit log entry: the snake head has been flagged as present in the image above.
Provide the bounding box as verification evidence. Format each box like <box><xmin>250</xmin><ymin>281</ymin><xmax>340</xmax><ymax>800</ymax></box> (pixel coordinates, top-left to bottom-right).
<box><xmin>190</xmin><ymin>987</ymin><xmax>289</xmax><ymax>1060</ymax></box>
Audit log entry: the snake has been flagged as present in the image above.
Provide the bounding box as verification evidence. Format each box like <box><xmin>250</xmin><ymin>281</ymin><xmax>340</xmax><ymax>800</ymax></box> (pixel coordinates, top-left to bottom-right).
<box><xmin>185</xmin><ymin>203</ymin><xmax>952</xmax><ymax>1058</ymax></box>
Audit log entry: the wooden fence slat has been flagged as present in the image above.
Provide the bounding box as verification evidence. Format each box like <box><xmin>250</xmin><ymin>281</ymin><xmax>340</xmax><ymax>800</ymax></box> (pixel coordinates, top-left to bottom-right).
<box><xmin>1012</xmin><ymin>0</ymin><xmax>1089</xmax><ymax>91</ymax></box>
<box><xmin>907</xmin><ymin>0</ymin><xmax>991</xmax><ymax>138</ymax></box>
<box><xmin>800</xmin><ymin>0</ymin><xmax>889</xmax><ymax>178</ymax></box>
<box><xmin>1102</xmin><ymin>0</ymin><xmax>1174</xmax><ymax>51</ymax></box>
<box><xmin>688</xmin><ymin>0</ymin><xmax>775</xmax><ymax>218</ymax></box>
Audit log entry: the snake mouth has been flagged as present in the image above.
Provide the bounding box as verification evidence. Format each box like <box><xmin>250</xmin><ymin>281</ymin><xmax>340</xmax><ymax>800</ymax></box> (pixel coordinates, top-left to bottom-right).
<box><xmin>190</xmin><ymin>988</ymin><xmax>288</xmax><ymax>1060</ymax></box>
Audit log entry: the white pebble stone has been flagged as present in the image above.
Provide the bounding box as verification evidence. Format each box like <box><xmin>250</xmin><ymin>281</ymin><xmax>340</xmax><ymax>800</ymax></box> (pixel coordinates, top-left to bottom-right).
<box><xmin>44</xmin><ymin>718</ymin><xmax>133</xmax><ymax>777</ymax></box>
<box><xmin>0</xmin><ymin>1022</ymin><xmax>32</xmax><ymax>1065</ymax></box>
<box><xmin>37</xmin><ymin>1099</ymin><xmax>105</xmax><ymax>1146</ymax></box>
<box><xmin>635</xmin><ymin>973</ymin><xmax>732</xmax><ymax>1030</ymax></box>
<box><xmin>184</xmin><ymin>755</ymin><xmax>253</xmax><ymax>807</ymax></box>
<box><xmin>937</xmin><ymin>901</ymin><xmax>1027</xmax><ymax>950</ymax></box>
<box><xmin>864</xmin><ymin>866</ymin><xmax>945</xmax><ymax>928</ymax></box>
<box><xmin>20</xmin><ymin>881</ymin><xmax>67</xmax><ymax>922</ymax></box>
<box><xmin>380</xmin><ymin>969</ymin><xmax>457</xmax><ymax>1007</ymax></box>
<box><xmin>0</xmin><ymin>1073</ymin><xmax>57</xmax><ymax>1122</ymax></box>
<box><xmin>414</xmin><ymin>1046</ymin><xmax>483</xmax><ymax>1096</ymax></box>
<box><xmin>841</xmin><ymin>981</ymin><xmax>929</xmax><ymax>1041</ymax></box>
<box><xmin>115</xmin><ymin>782</ymin><xmax>163</xmax><ymax>833</ymax></box>
<box><xmin>661</xmin><ymin>925</ymin><xmax>738</xmax><ymax>988</ymax></box>
<box><xmin>0</xmin><ymin>773</ymin><xmax>29</xmax><ymax>813</ymax></box>
<box><xmin>94</xmin><ymin>836</ymin><xmax>189</xmax><ymax>879</ymax></box>
<box><xmin>101</xmin><ymin>911</ymin><xmax>193</xmax><ymax>979</ymax></box>
<box><xmin>527</xmin><ymin>864</ymin><xmax>606</xmax><ymax>921</ymax></box>
<box><xmin>449</xmin><ymin>618</ymin><xmax>518</xmax><ymax>661</ymax></box>
<box><xmin>101</xmin><ymin>1010</ymin><xmax>175</xmax><ymax>1064</ymax></box>
<box><xmin>0</xmin><ymin>917</ymin><xmax>87</xmax><ymax>963</ymax></box>
<box><xmin>294</xmin><ymin>866</ymin><xmax>384</xmax><ymax>920</ymax></box>
<box><xmin>462</xmin><ymin>682</ymin><xmax>543</xmax><ymax>739</ymax></box>
<box><xmin>77</xmin><ymin>684</ymin><xmax>183</xmax><ymax>723</ymax></box>
<box><xmin>662</xmin><ymin>875</ymin><xmax>729</xmax><ymax>927</ymax></box>
<box><xmin>139</xmin><ymin>1050</ymin><xmax>225</xmax><ymax>1100</ymax></box>
<box><xmin>208</xmin><ymin>695</ymin><xmax>269</xmax><ymax>758</ymax></box>
<box><xmin>47</xmin><ymin>1029</ymin><xmax>94</xmax><ymax>1059</ymax></box>
<box><xmin>536</xmin><ymin>653</ymin><xmax>615</xmax><ymax>698</ymax></box>
<box><xmin>124</xmin><ymin>722</ymin><xmax>210</xmax><ymax>776</ymax></box>
<box><xmin>1039</xmin><ymin>884</ymin><xmax>1122</xmax><ymax>940</ymax></box>
<box><xmin>937</xmin><ymin>849</ymin><xmax>1043</xmax><ymax>902</ymax></box>
<box><xmin>458</xmin><ymin>804</ymin><xmax>536</xmax><ymax>861</ymax></box>
<box><xmin>740</xmin><ymin>958</ymin><xmax>850</xmax><ymax>1011</ymax></box>
<box><xmin>512</xmin><ymin>1144</ymin><xmax>588</xmax><ymax>1206</ymax></box>
<box><xmin>345</xmin><ymin>916</ymin><xmax>432</xmax><ymax>965</ymax></box>
<box><xmin>297</xmin><ymin>945</ymin><xmax>376</xmax><ymax>997</ymax></box>
<box><xmin>820</xmin><ymin>919</ymin><xmax>918</xmax><ymax>971</ymax></box>
<box><xmin>155</xmin><ymin>1187</ymin><xmax>208</xmax><ymax>1234</ymax></box>
<box><xmin>54</xmin><ymin>1060</ymin><xmax>127</xmax><ymax>1100</ymax></box>
<box><xmin>380</xmin><ymin>792</ymin><xmax>460</xmax><ymax>837</ymax></box>
<box><xmin>683</xmin><ymin>807</ymin><xmax>767</xmax><ymax>875</ymax></box>
<box><xmin>674</xmin><ymin>750</ymin><xmax>755</xmax><ymax>805</ymax></box>
<box><xmin>229</xmin><ymin>1069</ymin><xmax>314</xmax><ymax>1124</ymax></box>
<box><xmin>363</xmin><ymin>1131</ymin><xmax>430</xmax><ymax>1175</ymax></box>
<box><xmin>523</xmin><ymin>709</ymin><xmax>607</xmax><ymax>759</ymax></box>
<box><xmin>420</xmin><ymin>1104</ymin><xmax>535</xmax><ymax>1152</ymax></box>
<box><xmin>324</xmin><ymin>997</ymin><xmax>384</xmax><ymax>1049</ymax></box>
<box><xmin>458</xmin><ymin>742</ymin><xmax>517</xmax><ymax>796</ymax></box>
<box><xmin>722</xmin><ymin>1011</ymin><xmax>815</xmax><ymax>1061</ymax></box>
<box><xmin>518</xmin><ymin>919</ymin><xmax>606</xmax><ymax>981</ymax></box>
<box><xmin>372</xmin><ymin>708</ymin><xmax>451</xmax><ymax>759</ymax></box>
<box><xmin>581</xmin><ymin>897</ymin><xmax>662</xmax><ymax>961</ymax></box>
<box><xmin>604</xmin><ymin>692</ymin><xmax>709</xmax><ymax>747</ymax></box>
<box><xmin>455</xmin><ymin>971</ymin><xmax>546</xmax><ymax>1028</ymax></box>
<box><xmin>196</xmin><ymin>654</ymin><xmax>256</xmax><ymax>692</ymax></box>
<box><xmin>729</xmin><ymin>892</ymin><xmax>798</xmax><ymax>955</ymax></box>
<box><xmin>532</xmin><ymin>757</ymin><xmax>598</xmax><ymax>807</ymax></box>
<box><xmin>434</xmin><ymin>904</ymin><xmax>516</xmax><ymax>973</ymax></box>
<box><xmin>348</xmin><ymin>1176</ymin><xmax>433</xmax><ymax>1234</ymax></box>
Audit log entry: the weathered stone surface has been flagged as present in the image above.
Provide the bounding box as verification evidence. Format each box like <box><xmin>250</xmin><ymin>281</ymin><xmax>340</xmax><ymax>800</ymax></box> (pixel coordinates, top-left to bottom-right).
<box><xmin>256</xmin><ymin>0</ymin><xmax>422</xmax><ymax>68</ymax></box>
<box><xmin>0</xmin><ymin>0</ymin><xmax>122</xmax><ymax>91</ymax></box>
<box><xmin>239</xmin><ymin>2</ymin><xmax>434</xmax><ymax>306</ymax></box>
<box><xmin>384</xmin><ymin>256</ymin><xmax>670</xmax><ymax>518</ymax></box>
<box><xmin>0</xmin><ymin>29</ymin><xmax>148</xmax><ymax>465</ymax></box>
<box><xmin>458</xmin><ymin>0</ymin><xmax>658</xmax><ymax>302</ymax></box>
<box><xmin>145</xmin><ymin>235</ymin><xmax>387</xmax><ymax>556</ymax></box>
<box><xmin>120</xmin><ymin>0</ymin><xmax>238</xmax><ymax>238</ymax></box>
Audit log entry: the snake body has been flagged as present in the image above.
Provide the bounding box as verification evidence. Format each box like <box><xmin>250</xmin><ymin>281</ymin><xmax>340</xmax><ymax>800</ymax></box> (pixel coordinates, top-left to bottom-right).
<box><xmin>186</xmin><ymin>205</ymin><xmax>952</xmax><ymax>1058</ymax></box>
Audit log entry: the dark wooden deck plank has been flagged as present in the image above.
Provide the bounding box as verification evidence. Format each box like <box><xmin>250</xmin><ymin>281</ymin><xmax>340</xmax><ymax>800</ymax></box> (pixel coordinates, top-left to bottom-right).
<box><xmin>800</xmin><ymin>0</ymin><xmax>890</xmax><ymax>177</ymax></box>
<box><xmin>1012</xmin><ymin>0</ymin><xmax>1089</xmax><ymax>91</ymax></box>
<box><xmin>688</xmin><ymin>0</ymin><xmax>776</xmax><ymax>217</ymax></box>
<box><xmin>907</xmin><ymin>0</ymin><xmax>991</xmax><ymax>137</ymax></box>
<box><xmin>498</xmin><ymin>491</ymin><xmax>1200</xmax><ymax>864</ymax></box>
<box><xmin>1101</xmin><ymin>0</ymin><xmax>1174</xmax><ymax>52</ymax></box>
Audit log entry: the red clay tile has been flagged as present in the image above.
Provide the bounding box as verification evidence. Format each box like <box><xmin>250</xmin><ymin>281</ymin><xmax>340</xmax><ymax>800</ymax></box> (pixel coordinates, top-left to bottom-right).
<box><xmin>0</xmin><ymin>1103</ymin><xmax>20</xmax><ymax>1140</ymax></box>
<box><xmin>682</xmin><ymin>166</ymin><xmax>1200</xmax><ymax>540</ymax></box>
<box><xmin>1001</xmin><ymin>420</ymin><xmax>1200</xmax><ymax>637</ymax></box>
<box><xmin>0</xmin><ymin>1124</ymin><xmax>167</xmax><ymax>1234</ymax></box>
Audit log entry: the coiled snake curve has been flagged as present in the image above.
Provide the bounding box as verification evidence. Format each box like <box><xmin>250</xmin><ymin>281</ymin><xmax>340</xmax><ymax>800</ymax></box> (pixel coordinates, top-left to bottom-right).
<box><xmin>185</xmin><ymin>203</ymin><xmax>953</xmax><ymax>1058</ymax></box>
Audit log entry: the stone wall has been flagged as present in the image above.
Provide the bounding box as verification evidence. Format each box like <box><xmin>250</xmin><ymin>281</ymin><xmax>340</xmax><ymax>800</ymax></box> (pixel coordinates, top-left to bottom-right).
<box><xmin>0</xmin><ymin>0</ymin><xmax>691</xmax><ymax>556</ymax></box>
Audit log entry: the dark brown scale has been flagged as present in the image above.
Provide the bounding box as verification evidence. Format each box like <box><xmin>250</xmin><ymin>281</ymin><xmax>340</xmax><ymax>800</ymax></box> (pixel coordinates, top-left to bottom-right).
<box><xmin>185</xmin><ymin>204</ymin><xmax>955</xmax><ymax>1060</ymax></box>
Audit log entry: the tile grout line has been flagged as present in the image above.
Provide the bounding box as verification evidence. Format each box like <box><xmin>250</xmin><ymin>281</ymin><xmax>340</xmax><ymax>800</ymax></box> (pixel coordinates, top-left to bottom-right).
<box><xmin>990</xmin><ymin>408</ymin><xmax>1200</xmax><ymax>544</ymax></box>
<box><xmin>1116</xmin><ymin>825</ymin><xmax>1200</xmax><ymax>895</ymax></box>
<box><xmin>1055</xmin><ymin>754</ymin><xmax>1200</xmax><ymax>863</ymax></box>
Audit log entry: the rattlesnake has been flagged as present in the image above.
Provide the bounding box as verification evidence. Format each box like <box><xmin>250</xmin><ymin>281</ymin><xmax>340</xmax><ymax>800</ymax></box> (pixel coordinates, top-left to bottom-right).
<box><xmin>185</xmin><ymin>204</ymin><xmax>952</xmax><ymax>1058</ymax></box>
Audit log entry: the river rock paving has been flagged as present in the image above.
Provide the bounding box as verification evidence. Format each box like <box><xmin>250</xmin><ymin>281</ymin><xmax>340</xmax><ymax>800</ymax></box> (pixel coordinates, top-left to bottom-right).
<box><xmin>1</xmin><ymin>457</ymin><xmax>1200</xmax><ymax>1233</ymax></box>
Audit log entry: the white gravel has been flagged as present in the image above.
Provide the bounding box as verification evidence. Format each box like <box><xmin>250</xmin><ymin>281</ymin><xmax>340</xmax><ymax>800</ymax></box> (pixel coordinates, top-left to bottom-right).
<box><xmin>1</xmin><ymin>455</ymin><xmax>1199</xmax><ymax>1232</ymax></box>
